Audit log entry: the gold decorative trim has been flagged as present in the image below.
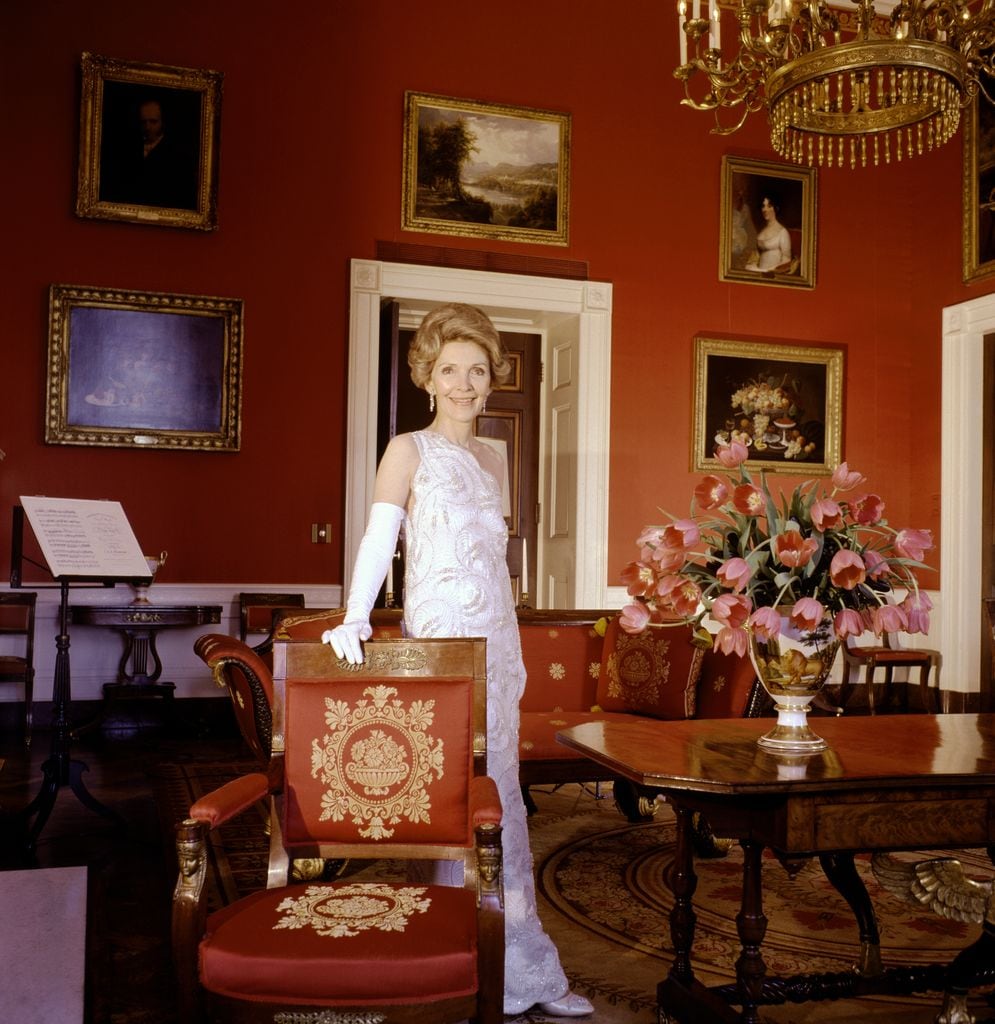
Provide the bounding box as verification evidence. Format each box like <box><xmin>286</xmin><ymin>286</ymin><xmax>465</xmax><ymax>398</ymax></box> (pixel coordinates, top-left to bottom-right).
<box><xmin>274</xmin><ymin>1012</ymin><xmax>387</xmax><ymax>1024</ymax></box>
<box><xmin>364</xmin><ymin>646</ymin><xmax>428</xmax><ymax>672</ymax></box>
<box><xmin>963</xmin><ymin>95</ymin><xmax>995</xmax><ymax>283</ymax></box>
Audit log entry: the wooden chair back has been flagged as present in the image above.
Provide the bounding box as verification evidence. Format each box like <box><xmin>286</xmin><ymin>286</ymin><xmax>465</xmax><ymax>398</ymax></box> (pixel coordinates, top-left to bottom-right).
<box><xmin>0</xmin><ymin>591</ymin><xmax>37</xmax><ymax>745</ymax></box>
<box><xmin>238</xmin><ymin>592</ymin><xmax>305</xmax><ymax>648</ymax></box>
<box><xmin>269</xmin><ymin>636</ymin><xmax>488</xmax><ymax>873</ymax></box>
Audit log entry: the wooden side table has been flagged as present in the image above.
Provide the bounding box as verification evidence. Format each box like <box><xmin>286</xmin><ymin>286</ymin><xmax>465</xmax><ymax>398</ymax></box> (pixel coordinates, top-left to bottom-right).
<box><xmin>70</xmin><ymin>603</ymin><xmax>222</xmax><ymax>732</ymax></box>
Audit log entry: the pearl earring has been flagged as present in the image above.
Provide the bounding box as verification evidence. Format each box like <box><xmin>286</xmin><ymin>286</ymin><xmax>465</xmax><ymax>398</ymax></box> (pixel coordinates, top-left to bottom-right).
<box><xmin>481</xmin><ymin>396</ymin><xmax>487</xmax><ymax>414</ymax></box>
<box><xmin>429</xmin><ymin>392</ymin><xmax>435</xmax><ymax>413</ymax></box>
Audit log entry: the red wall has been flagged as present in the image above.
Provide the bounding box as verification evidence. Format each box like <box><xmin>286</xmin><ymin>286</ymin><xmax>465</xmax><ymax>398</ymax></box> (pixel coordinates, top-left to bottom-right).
<box><xmin>2</xmin><ymin>0</ymin><xmax>988</xmax><ymax>589</ymax></box>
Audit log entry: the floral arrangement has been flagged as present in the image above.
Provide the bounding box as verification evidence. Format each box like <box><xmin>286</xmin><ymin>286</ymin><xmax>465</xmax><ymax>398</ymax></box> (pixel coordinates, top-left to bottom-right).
<box><xmin>620</xmin><ymin>442</ymin><xmax>935</xmax><ymax>658</ymax></box>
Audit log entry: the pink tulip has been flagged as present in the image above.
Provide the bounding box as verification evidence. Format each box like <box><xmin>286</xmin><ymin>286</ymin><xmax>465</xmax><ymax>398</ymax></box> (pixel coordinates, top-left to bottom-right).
<box><xmin>833</xmin><ymin>608</ymin><xmax>865</xmax><ymax>640</ymax></box>
<box><xmin>715</xmin><ymin>441</ymin><xmax>749</xmax><ymax>468</ymax></box>
<box><xmin>832</xmin><ymin>462</ymin><xmax>866</xmax><ymax>492</ymax></box>
<box><xmin>621</xmin><ymin>560</ymin><xmax>656</xmax><ymax>598</ymax></box>
<box><xmin>829</xmin><ymin>550</ymin><xmax>866</xmax><ymax>590</ymax></box>
<box><xmin>717</xmin><ymin>557</ymin><xmax>752</xmax><ymax>593</ymax></box>
<box><xmin>863</xmin><ymin>549</ymin><xmax>889</xmax><ymax>580</ymax></box>
<box><xmin>636</xmin><ymin>526</ymin><xmax>665</xmax><ymax>560</ymax></box>
<box><xmin>658</xmin><ymin>575</ymin><xmax>702</xmax><ymax>617</ymax></box>
<box><xmin>790</xmin><ymin>597</ymin><xmax>825</xmax><ymax>632</ymax></box>
<box><xmin>649</xmin><ymin>544</ymin><xmax>687</xmax><ymax>573</ymax></box>
<box><xmin>849</xmin><ymin>493</ymin><xmax>885</xmax><ymax>526</ymax></box>
<box><xmin>695</xmin><ymin>475</ymin><xmax>729</xmax><ymax>511</ymax></box>
<box><xmin>711</xmin><ymin>592</ymin><xmax>752</xmax><ymax>629</ymax></box>
<box><xmin>663</xmin><ymin>518</ymin><xmax>700</xmax><ymax>549</ymax></box>
<box><xmin>894</xmin><ymin>528</ymin><xmax>934</xmax><ymax>563</ymax></box>
<box><xmin>870</xmin><ymin>603</ymin><xmax>908</xmax><ymax>636</ymax></box>
<box><xmin>811</xmin><ymin>498</ymin><xmax>843</xmax><ymax>531</ymax></box>
<box><xmin>774</xmin><ymin>530</ymin><xmax>819</xmax><ymax>568</ymax></box>
<box><xmin>733</xmin><ymin>484</ymin><xmax>764</xmax><ymax>517</ymax></box>
<box><xmin>900</xmin><ymin>591</ymin><xmax>933</xmax><ymax>634</ymax></box>
<box><xmin>749</xmin><ymin>605</ymin><xmax>782</xmax><ymax>642</ymax></box>
<box><xmin>619</xmin><ymin>602</ymin><xmax>651</xmax><ymax>634</ymax></box>
<box><xmin>714</xmin><ymin>626</ymin><xmax>749</xmax><ymax>658</ymax></box>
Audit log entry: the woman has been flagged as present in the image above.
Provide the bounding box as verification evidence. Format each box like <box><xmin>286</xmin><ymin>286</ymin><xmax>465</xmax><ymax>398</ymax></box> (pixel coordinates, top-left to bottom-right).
<box><xmin>324</xmin><ymin>303</ymin><xmax>593</xmax><ymax>1018</ymax></box>
<box><xmin>746</xmin><ymin>193</ymin><xmax>792</xmax><ymax>272</ymax></box>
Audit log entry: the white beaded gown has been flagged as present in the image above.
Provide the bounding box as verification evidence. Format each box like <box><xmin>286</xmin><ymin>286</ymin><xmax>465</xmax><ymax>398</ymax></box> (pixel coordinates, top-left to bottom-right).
<box><xmin>403</xmin><ymin>430</ymin><xmax>569</xmax><ymax>1015</ymax></box>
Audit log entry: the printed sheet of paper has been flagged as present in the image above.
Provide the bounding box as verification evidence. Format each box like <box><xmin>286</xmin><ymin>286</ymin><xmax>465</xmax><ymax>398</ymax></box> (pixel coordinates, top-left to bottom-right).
<box><xmin>19</xmin><ymin>496</ymin><xmax>151</xmax><ymax>579</ymax></box>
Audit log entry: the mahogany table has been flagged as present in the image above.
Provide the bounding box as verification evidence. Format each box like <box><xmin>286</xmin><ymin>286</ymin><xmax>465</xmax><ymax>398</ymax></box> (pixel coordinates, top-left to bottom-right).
<box><xmin>557</xmin><ymin>714</ymin><xmax>995</xmax><ymax>1024</ymax></box>
<box><xmin>70</xmin><ymin>603</ymin><xmax>221</xmax><ymax>695</ymax></box>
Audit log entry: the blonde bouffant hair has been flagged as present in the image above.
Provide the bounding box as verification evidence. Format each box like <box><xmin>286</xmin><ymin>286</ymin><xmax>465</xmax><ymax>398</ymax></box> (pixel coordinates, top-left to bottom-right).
<box><xmin>408</xmin><ymin>303</ymin><xmax>511</xmax><ymax>390</ymax></box>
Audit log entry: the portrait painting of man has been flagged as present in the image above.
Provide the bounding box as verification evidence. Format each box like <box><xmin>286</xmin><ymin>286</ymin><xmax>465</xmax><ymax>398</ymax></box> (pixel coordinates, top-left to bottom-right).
<box><xmin>98</xmin><ymin>81</ymin><xmax>201</xmax><ymax>210</ymax></box>
<box><xmin>76</xmin><ymin>54</ymin><xmax>223</xmax><ymax>230</ymax></box>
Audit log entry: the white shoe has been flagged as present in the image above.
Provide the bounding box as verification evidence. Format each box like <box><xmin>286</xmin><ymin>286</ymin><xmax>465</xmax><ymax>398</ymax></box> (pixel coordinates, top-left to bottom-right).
<box><xmin>538</xmin><ymin>992</ymin><xmax>594</xmax><ymax>1017</ymax></box>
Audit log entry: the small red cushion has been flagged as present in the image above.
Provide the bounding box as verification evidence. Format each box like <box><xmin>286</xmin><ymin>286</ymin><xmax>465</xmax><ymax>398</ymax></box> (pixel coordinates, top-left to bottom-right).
<box><xmin>201</xmin><ymin>882</ymin><xmax>478</xmax><ymax>1004</ymax></box>
<box><xmin>595</xmin><ymin>617</ymin><xmax>703</xmax><ymax>719</ymax></box>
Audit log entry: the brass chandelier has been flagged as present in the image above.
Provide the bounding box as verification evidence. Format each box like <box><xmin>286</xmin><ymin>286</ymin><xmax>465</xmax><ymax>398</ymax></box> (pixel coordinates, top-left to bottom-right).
<box><xmin>675</xmin><ymin>0</ymin><xmax>995</xmax><ymax>168</ymax></box>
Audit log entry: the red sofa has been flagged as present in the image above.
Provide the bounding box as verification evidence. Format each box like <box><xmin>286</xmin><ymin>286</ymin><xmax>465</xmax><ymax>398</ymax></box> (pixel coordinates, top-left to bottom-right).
<box><xmin>514</xmin><ymin>609</ymin><xmax>761</xmax><ymax>816</ymax></box>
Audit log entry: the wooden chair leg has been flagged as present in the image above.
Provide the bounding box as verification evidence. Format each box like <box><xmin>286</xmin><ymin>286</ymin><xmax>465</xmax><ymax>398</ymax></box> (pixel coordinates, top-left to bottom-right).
<box><xmin>882</xmin><ymin>666</ymin><xmax>895</xmax><ymax>711</ymax></box>
<box><xmin>24</xmin><ymin>670</ymin><xmax>34</xmax><ymax>748</ymax></box>
<box><xmin>865</xmin><ymin>664</ymin><xmax>878</xmax><ymax>715</ymax></box>
<box><xmin>918</xmin><ymin>662</ymin><xmax>934</xmax><ymax>714</ymax></box>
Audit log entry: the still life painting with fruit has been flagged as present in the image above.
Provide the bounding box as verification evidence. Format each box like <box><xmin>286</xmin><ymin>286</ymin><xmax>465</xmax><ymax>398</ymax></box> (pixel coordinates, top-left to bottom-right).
<box><xmin>694</xmin><ymin>337</ymin><xmax>843</xmax><ymax>475</ymax></box>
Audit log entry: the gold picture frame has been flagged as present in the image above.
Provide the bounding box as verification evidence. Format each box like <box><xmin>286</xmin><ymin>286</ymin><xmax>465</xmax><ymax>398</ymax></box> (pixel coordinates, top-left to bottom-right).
<box><xmin>692</xmin><ymin>334</ymin><xmax>844</xmax><ymax>475</ymax></box>
<box><xmin>76</xmin><ymin>52</ymin><xmax>223</xmax><ymax>231</ymax></box>
<box><xmin>46</xmin><ymin>284</ymin><xmax>243</xmax><ymax>451</ymax></box>
<box><xmin>962</xmin><ymin>95</ymin><xmax>995</xmax><ymax>283</ymax></box>
<box><xmin>719</xmin><ymin>155</ymin><xmax>817</xmax><ymax>289</ymax></box>
<box><xmin>402</xmin><ymin>91</ymin><xmax>570</xmax><ymax>246</ymax></box>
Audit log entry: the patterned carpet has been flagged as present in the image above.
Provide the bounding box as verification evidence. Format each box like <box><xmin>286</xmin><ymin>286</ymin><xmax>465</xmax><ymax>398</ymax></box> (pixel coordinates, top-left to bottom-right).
<box><xmin>155</xmin><ymin>765</ymin><xmax>995</xmax><ymax>1023</ymax></box>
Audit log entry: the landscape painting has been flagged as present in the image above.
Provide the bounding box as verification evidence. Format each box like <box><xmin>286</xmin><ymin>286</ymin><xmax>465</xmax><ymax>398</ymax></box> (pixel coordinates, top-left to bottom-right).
<box><xmin>402</xmin><ymin>91</ymin><xmax>570</xmax><ymax>246</ymax></box>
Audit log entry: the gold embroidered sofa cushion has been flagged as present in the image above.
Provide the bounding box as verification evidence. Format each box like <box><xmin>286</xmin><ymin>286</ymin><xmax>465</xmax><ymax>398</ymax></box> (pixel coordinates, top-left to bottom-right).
<box><xmin>595</xmin><ymin>616</ymin><xmax>703</xmax><ymax>719</ymax></box>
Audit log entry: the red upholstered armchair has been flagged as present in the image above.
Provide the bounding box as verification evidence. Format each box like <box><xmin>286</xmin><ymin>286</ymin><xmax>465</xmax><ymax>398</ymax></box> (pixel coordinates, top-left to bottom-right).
<box><xmin>173</xmin><ymin>637</ymin><xmax>504</xmax><ymax>1024</ymax></box>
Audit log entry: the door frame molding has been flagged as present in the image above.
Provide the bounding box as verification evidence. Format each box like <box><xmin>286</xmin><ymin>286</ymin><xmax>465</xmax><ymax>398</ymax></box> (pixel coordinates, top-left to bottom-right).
<box><xmin>346</xmin><ymin>259</ymin><xmax>613</xmax><ymax>607</ymax></box>
<box><xmin>941</xmin><ymin>291</ymin><xmax>995</xmax><ymax>694</ymax></box>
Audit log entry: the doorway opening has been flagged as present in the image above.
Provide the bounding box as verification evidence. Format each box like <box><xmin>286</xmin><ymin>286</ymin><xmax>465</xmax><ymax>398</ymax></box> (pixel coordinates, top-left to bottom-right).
<box><xmin>345</xmin><ymin>259</ymin><xmax>613</xmax><ymax>609</ymax></box>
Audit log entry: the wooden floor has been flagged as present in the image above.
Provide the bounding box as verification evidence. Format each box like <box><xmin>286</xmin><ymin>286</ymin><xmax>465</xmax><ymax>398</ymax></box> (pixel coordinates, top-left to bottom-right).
<box><xmin>0</xmin><ymin>704</ymin><xmax>246</xmax><ymax>1024</ymax></box>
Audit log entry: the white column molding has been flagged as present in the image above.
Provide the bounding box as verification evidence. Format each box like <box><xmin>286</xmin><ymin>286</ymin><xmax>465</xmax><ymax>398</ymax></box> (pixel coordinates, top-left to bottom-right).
<box><xmin>940</xmin><ymin>292</ymin><xmax>995</xmax><ymax>693</ymax></box>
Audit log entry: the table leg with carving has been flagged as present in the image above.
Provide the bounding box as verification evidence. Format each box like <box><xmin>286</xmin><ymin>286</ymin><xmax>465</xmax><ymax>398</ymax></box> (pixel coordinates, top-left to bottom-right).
<box><xmin>735</xmin><ymin>838</ymin><xmax>768</xmax><ymax>1024</ymax></box>
<box><xmin>659</xmin><ymin>805</ymin><xmax>741</xmax><ymax>1023</ymax></box>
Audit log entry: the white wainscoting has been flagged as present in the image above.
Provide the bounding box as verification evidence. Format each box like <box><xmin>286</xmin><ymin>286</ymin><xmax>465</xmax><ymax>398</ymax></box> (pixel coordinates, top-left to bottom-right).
<box><xmin>0</xmin><ymin>583</ymin><xmax>343</xmax><ymax>703</ymax></box>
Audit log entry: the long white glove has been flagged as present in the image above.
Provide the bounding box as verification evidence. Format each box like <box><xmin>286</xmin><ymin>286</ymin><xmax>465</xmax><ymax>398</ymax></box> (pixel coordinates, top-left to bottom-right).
<box><xmin>322</xmin><ymin>502</ymin><xmax>404</xmax><ymax>664</ymax></box>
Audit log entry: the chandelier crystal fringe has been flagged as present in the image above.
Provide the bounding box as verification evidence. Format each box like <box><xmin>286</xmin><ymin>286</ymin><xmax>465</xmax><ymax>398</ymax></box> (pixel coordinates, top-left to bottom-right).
<box><xmin>675</xmin><ymin>0</ymin><xmax>994</xmax><ymax>168</ymax></box>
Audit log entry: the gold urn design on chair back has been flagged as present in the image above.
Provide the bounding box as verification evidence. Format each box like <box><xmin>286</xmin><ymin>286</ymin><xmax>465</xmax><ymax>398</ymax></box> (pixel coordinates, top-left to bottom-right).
<box><xmin>311</xmin><ymin>684</ymin><xmax>444</xmax><ymax>840</ymax></box>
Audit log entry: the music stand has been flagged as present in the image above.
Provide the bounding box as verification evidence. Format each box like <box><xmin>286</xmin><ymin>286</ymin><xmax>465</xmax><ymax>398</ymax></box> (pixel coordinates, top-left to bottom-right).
<box><xmin>5</xmin><ymin>499</ymin><xmax>153</xmax><ymax>855</ymax></box>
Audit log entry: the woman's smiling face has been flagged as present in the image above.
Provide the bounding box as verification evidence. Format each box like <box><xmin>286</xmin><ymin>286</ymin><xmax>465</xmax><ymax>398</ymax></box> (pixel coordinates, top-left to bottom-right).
<box><xmin>429</xmin><ymin>340</ymin><xmax>492</xmax><ymax>421</ymax></box>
